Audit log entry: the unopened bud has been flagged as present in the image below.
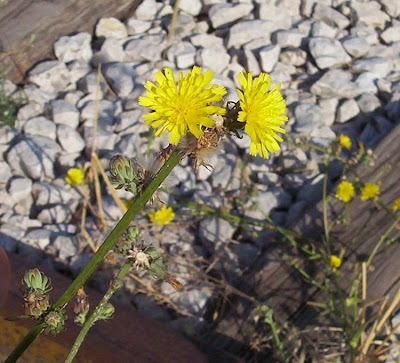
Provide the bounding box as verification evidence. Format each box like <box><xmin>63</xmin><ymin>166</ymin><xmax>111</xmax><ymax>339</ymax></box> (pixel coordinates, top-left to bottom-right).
<box><xmin>96</xmin><ymin>303</ymin><xmax>115</xmax><ymax>321</ymax></box>
<box><xmin>109</xmin><ymin>155</ymin><xmax>143</xmax><ymax>195</ymax></box>
<box><xmin>23</xmin><ymin>269</ymin><xmax>51</xmax><ymax>294</ymax></box>
<box><xmin>44</xmin><ymin>309</ymin><xmax>67</xmax><ymax>335</ymax></box>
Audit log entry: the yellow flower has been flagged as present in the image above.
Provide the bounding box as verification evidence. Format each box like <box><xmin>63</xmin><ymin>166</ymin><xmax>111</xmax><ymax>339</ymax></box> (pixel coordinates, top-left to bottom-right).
<box><xmin>65</xmin><ymin>167</ymin><xmax>85</xmax><ymax>186</ymax></box>
<box><xmin>148</xmin><ymin>206</ymin><xmax>175</xmax><ymax>226</ymax></box>
<box><xmin>236</xmin><ymin>71</ymin><xmax>288</xmax><ymax>158</ymax></box>
<box><xmin>391</xmin><ymin>198</ymin><xmax>400</xmax><ymax>212</ymax></box>
<box><xmin>360</xmin><ymin>183</ymin><xmax>380</xmax><ymax>201</ymax></box>
<box><xmin>139</xmin><ymin>66</ymin><xmax>226</xmax><ymax>145</ymax></box>
<box><xmin>338</xmin><ymin>134</ymin><xmax>352</xmax><ymax>150</ymax></box>
<box><xmin>330</xmin><ymin>255</ymin><xmax>342</xmax><ymax>268</ymax></box>
<box><xmin>336</xmin><ymin>180</ymin><xmax>355</xmax><ymax>203</ymax></box>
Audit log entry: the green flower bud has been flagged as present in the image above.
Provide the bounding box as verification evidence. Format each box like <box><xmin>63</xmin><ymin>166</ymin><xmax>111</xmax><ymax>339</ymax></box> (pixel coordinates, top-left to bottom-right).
<box><xmin>124</xmin><ymin>226</ymin><xmax>140</xmax><ymax>242</ymax></box>
<box><xmin>109</xmin><ymin>155</ymin><xmax>143</xmax><ymax>195</ymax></box>
<box><xmin>44</xmin><ymin>309</ymin><xmax>67</xmax><ymax>335</ymax></box>
<box><xmin>95</xmin><ymin>303</ymin><xmax>115</xmax><ymax>321</ymax></box>
<box><xmin>23</xmin><ymin>268</ymin><xmax>51</xmax><ymax>293</ymax></box>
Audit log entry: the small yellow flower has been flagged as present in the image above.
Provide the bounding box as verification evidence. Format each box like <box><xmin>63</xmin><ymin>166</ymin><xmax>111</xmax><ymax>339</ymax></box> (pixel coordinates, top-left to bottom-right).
<box><xmin>65</xmin><ymin>167</ymin><xmax>85</xmax><ymax>186</ymax></box>
<box><xmin>391</xmin><ymin>198</ymin><xmax>400</xmax><ymax>212</ymax></box>
<box><xmin>338</xmin><ymin>134</ymin><xmax>352</xmax><ymax>150</ymax></box>
<box><xmin>148</xmin><ymin>206</ymin><xmax>175</xmax><ymax>226</ymax></box>
<box><xmin>336</xmin><ymin>180</ymin><xmax>355</xmax><ymax>203</ymax></box>
<box><xmin>330</xmin><ymin>255</ymin><xmax>342</xmax><ymax>269</ymax></box>
<box><xmin>360</xmin><ymin>183</ymin><xmax>380</xmax><ymax>201</ymax></box>
<box><xmin>139</xmin><ymin>66</ymin><xmax>226</xmax><ymax>145</ymax></box>
<box><xmin>236</xmin><ymin>71</ymin><xmax>288</xmax><ymax>158</ymax></box>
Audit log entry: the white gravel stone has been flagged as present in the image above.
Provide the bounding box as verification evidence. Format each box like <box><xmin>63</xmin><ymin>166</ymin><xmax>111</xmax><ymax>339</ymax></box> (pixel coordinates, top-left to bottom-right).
<box><xmin>135</xmin><ymin>0</ymin><xmax>160</xmax><ymax>21</ymax></box>
<box><xmin>357</xmin><ymin>93</ymin><xmax>381</xmax><ymax>113</ymax></box>
<box><xmin>336</xmin><ymin>99</ymin><xmax>360</xmax><ymax>123</ymax></box>
<box><xmin>380</xmin><ymin>26</ymin><xmax>400</xmax><ymax>44</ymax></box>
<box><xmin>354</xmin><ymin>72</ymin><xmax>378</xmax><ymax>94</ymax></box>
<box><xmin>54</xmin><ymin>32</ymin><xmax>92</xmax><ymax>63</ymax></box>
<box><xmin>167</xmin><ymin>41</ymin><xmax>196</xmax><ymax>69</ymax></box>
<box><xmin>53</xmin><ymin>235</ymin><xmax>78</xmax><ymax>260</ymax></box>
<box><xmin>199</xmin><ymin>217</ymin><xmax>236</xmax><ymax>245</ymax></box>
<box><xmin>258</xmin><ymin>3</ymin><xmax>292</xmax><ymax>29</ymax></box>
<box><xmin>16</xmin><ymin>104</ymin><xmax>40</xmax><ymax>124</ymax></box>
<box><xmin>350</xmin><ymin>26</ymin><xmax>379</xmax><ymax>45</ymax></box>
<box><xmin>8</xmin><ymin>177</ymin><xmax>32</xmax><ymax>203</ymax></box>
<box><xmin>274</xmin><ymin>30</ymin><xmax>304</xmax><ymax>48</ymax></box>
<box><xmin>312</xmin><ymin>4</ymin><xmax>350</xmax><ymax>29</ymax></box>
<box><xmin>179</xmin><ymin>0</ymin><xmax>203</xmax><ymax>16</ymax></box>
<box><xmin>56</xmin><ymin>124</ymin><xmax>85</xmax><ymax>153</ymax></box>
<box><xmin>125</xmin><ymin>33</ymin><xmax>166</xmax><ymax>62</ymax></box>
<box><xmin>126</xmin><ymin>18</ymin><xmax>152</xmax><ymax>35</ymax></box>
<box><xmin>67</xmin><ymin>61</ymin><xmax>91</xmax><ymax>84</ymax></box>
<box><xmin>350</xmin><ymin>1</ymin><xmax>390</xmax><ymax>30</ymax></box>
<box><xmin>279</xmin><ymin>49</ymin><xmax>307</xmax><ymax>66</ymax></box>
<box><xmin>24</xmin><ymin>228</ymin><xmax>51</xmax><ymax>249</ymax></box>
<box><xmin>0</xmin><ymin>125</ymin><xmax>17</xmax><ymax>145</ymax></box>
<box><xmin>352</xmin><ymin>57</ymin><xmax>393</xmax><ymax>77</ymax></box>
<box><xmin>319</xmin><ymin>98</ymin><xmax>338</xmax><ymax>126</ymax></box>
<box><xmin>92</xmin><ymin>38</ymin><xmax>125</xmax><ymax>65</ymax></box>
<box><xmin>23</xmin><ymin>116</ymin><xmax>56</xmax><ymax>140</ymax></box>
<box><xmin>23</xmin><ymin>85</ymin><xmax>56</xmax><ymax>113</ymax></box>
<box><xmin>227</xmin><ymin>20</ymin><xmax>276</xmax><ymax>48</ymax></box>
<box><xmin>311</xmin><ymin>21</ymin><xmax>338</xmax><ymax>38</ymax></box>
<box><xmin>209</xmin><ymin>3</ymin><xmax>253</xmax><ymax>29</ymax></box>
<box><xmin>211</xmin><ymin>154</ymin><xmax>236</xmax><ymax>189</ymax></box>
<box><xmin>259</xmin><ymin>44</ymin><xmax>281</xmax><ymax>73</ymax></box>
<box><xmin>0</xmin><ymin>161</ymin><xmax>12</xmax><ymax>184</ymax></box>
<box><xmin>301</xmin><ymin>0</ymin><xmax>332</xmax><ymax>17</ymax></box>
<box><xmin>37</xmin><ymin>204</ymin><xmax>72</xmax><ymax>224</ymax></box>
<box><xmin>96</xmin><ymin>17</ymin><xmax>128</xmax><ymax>39</ymax></box>
<box><xmin>189</xmin><ymin>33</ymin><xmax>224</xmax><ymax>49</ymax></box>
<box><xmin>0</xmin><ymin>224</ymin><xmax>24</xmax><ymax>252</ymax></box>
<box><xmin>52</xmin><ymin>100</ymin><xmax>80</xmax><ymax>128</ymax></box>
<box><xmin>102</xmin><ymin>62</ymin><xmax>136</xmax><ymax>97</ymax></box>
<box><xmin>342</xmin><ymin>36</ymin><xmax>370</xmax><ymax>58</ymax></box>
<box><xmin>196</xmin><ymin>48</ymin><xmax>230</xmax><ymax>74</ymax></box>
<box><xmin>380</xmin><ymin>0</ymin><xmax>400</xmax><ymax>18</ymax></box>
<box><xmin>308</xmin><ymin>37</ymin><xmax>351</xmax><ymax>69</ymax></box>
<box><xmin>294</xmin><ymin>103</ymin><xmax>325</xmax><ymax>134</ymax></box>
<box><xmin>28</xmin><ymin>61</ymin><xmax>71</xmax><ymax>93</ymax></box>
<box><xmin>240</xmin><ymin>49</ymin><xmax>261</xmax><ymax>75</ymax></box>
<box><xmin>76</xmin><ymin>71</ymin><xmax>107</xmax><ymax>96</ymax></box>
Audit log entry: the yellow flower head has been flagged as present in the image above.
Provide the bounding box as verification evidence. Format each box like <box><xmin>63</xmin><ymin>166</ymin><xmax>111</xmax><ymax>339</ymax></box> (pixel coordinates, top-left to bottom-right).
<box><xmin>236</xmin><ymin>71</ymin><xmax>288</xmax><ymax>158</ymax></box>
<box><xmin>338</xmin><ymin>134</ymin><xmax>352</xmax><ymax>150</ymax></box>
<box><xmin>361</xmin><ymin>183</ymin><xmax>380</xmax><ymax>201</ymax></box>
<box><xmin>336</xmin><ymin>180</ymin><xmax>355</xmax><ymax>203</ymax></box>
<box><xmin>139</xmin><ymin>66</ymin><xmax>226</xmax><ymax>145</ymax></box>
<box><xmin>148</xmin><ymin>206</ymin><xmax>175</xmax><ymax>226</ymax></box>
<box><xmin>65</xmin><ymin>167</ymin><xmax>85</xmax><ymax>186</ymax></box>
<box><xmin>391</xmin><ymin>198</ymin><xmax>400</xmax><ymax>212</ymax></box>
<box><xmin>330</xmin><ymin>255</ymin><xmax>342</xmax><ymax>269</ymax></box>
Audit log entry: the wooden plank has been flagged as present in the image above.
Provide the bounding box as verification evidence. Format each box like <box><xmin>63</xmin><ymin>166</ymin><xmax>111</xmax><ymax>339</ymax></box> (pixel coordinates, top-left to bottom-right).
<box><xmin>0</xmin><ymin>0</ymin><xmax>143</xmax><ymax>83</ymax></box>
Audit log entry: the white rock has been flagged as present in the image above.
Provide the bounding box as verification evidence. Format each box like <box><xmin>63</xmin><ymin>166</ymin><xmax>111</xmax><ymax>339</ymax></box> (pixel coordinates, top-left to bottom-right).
<box><xmin>352</xmin><ymin>57</ymin><xmax>393</xmax><ymax>77</ymax></box>
<box><xmin>354</xmin><ymin>72</ymin><xmax>378</xmax><ymax>94</ymax></box>
<box><xmin>308</xmin><ymin>37</ymin><xmax>351</xmax><ymax>69</ymax></box>
<box><xmin>350</xmin><ymin>1</ymin><xmax>390</xmax><ymax>30</ymax></box>
<box><xmin>311</xmin><ymin>21</ymin><xmax>338</xmax><ymax>38</ymax></box>
<box><xmin>167</xmin><ymin>41</ymin><xmax>196</xmax><ymax>69</ymax></box>
<box><xmin>240</xmin><ymin>49</ymin><xmax>261</xmax><ymax>75</ymax></box>
<box><xmin>350</xmin><ymin>26</ymin><xmax>379</xmax><ymax>45</ymax></box>
<box><xmin>0</xmin><ymin>224</ymin><xmax>24</xmax><ymax>251</ymax></box>
<box><xmin>8</xmin><ymin>177</ymin><xmax>32</xmax><ymax>203</ymax></box>
<box><xmin>274</xmin><ymin>30</ymin><xmax>304</xmax><ymax>48</ymax></box>
<box><xmin>125</xmin><ymin>33</ymin><xmax>166</xmax><ymax>62</ymax></box>
<box><xmin>199</xmin><ymin>217</ymin><xmax>236</xmax><ymax>245</ymax></box>
<box><xmin>380</xmin><ymin>0</ymin><xmax>400</xmax><ymax>18</ymax></box>
<box><xmin>76</xmin><ymin>71</ymin><xmax>107</xmax><ymax>95</ymax></box>
<box><xmin>319</xmin><ymin>98</ymin><xmax>338</xmax><ymax>126</ymax></box>
<box><xmin>53</xmin><ymin>235</ymin><xmax>78</xmax><ymax>260</ymax></box>
<box><xmin>294</xmin><ymin>103</ymin><xmax>325</xmax><ymax>134</ymax></box>
<box><xmin>28</xmin><ymin>61</ymin><xmax>70</xmax><ymax>93</ymax></box>
<box><xmin>227</xmin><ymin>20</ymin><xmax>276</xmax><ymax>48</ymax></box>
<box><xmin>342</xmin><ymin>36</ymin><xmax>370</xmax><ymax>58</ymax></box>
<box><xmin>92</xmin><ymin>38</ymin><xmax>125</xmax><ymax>65</ymax></box>
<box><xmin>23</xmin><ymin>85</ymin><xmax>56</xmax><ymax>113</ymax></box>
<box><xmin>32</xmin><ymin>181</ymin><xmax>75</xmax><ymax>206</ymax></box>
<box><xmin>311</xmin><ymin>69</ymin><xmax>361</xmax><ymax>99</ymax></box>
<box><xmin>209</xmin><ymin>3</ymin><xmax>253</xmax><ymax>29</ymax></box>
<box><xmin>57</xmin><ymin>124</ymin><xmax>85</xmax><ymax>153</ymax></box>
<box><xmin>24</xmin><ymin>229</ymin><xmax>51</xmax><ymax>249</ymax></box>
<box><xmin>211</xmin><ymin>154</ymin><xmax>235</xmax><ymax>189</ymax></box>
<box><xmin>380</xmin><ymin>26</ymin><xmax>400</xmax><ymax>44</ymax></box>
<box><xmin>279</xmin><ymin>49</ymin><xmax>307</xmax><ymax>66</ymax></box>
<box><xmin>169</xmin><ymin>13</ymin><xmax>196</xmax><ymax>39</ymax></box>
<box><xmin>23</xmin><ymin>116</ymin><xmax>56</xmax><ymax>140</ymax></box>
<box><xmin>259</xmin><ymin>44</ymin><xmax>281</xmax><ymax>72</ymax></box>
<box><xmin>301</xmin><ymin>0</ymin><xmax>332</xmax><ymax>17</ymax></box>
<box><xmin>135</xmin><ymin>0</ymin><xmax>160</xmax><ymax>21</ymax></box>
<box><xmin>357</xmin><ymin>93</ymin><xmax>381</xmax><ymax>113</ymax></box>
<box><xmin>95</xmin><ymin>17</ymin><xmax>128</xmax><ymax>39</ymax></box>
<box><xmin>54</xmin><ymin>32</ymin><xmax>92</xmax><ymax>63</ymax></box>
<box><xmin>126</xmin><ymin>18</ymin><xmax>152</xmax><ymax>35</ymax></box>
<box><xmin>83</xmin><ymin>126</ymin><xmax>118</xmax><ymax>156</ymax></box>
<box><xmin>7</xmin><ymin>215</ymin><xmax>41</xmax><ymax>229</ymax></box>
<box><xmin>312</xmin><ymin>4</ymin><xmax>350</xmax><ymax>29</ymax></box>
<box><xmin>179</xmin><ymin>0</ymin><xmax>203</xmax><ymax>16</ymax></box>
<box><xmin>189</xmin><ymin>33</ymin><xmax>224</xmax><ymax>49</ymax></box>
<box><xmin>0</xmin><ymin>161</ymin><xmax>12</xmax><ymax>183</ymax></box>
<box><xmin>196</xmin><ymin>48</ymin><xmax>230</xmax><ymax>74</ymax></box>
<box><xmin>336</xmin><ymin>99</ymin><xmax>360</xmax><ymax>123</ymax></box>
<box><xmin>67</xmin><ymin>61</ymin><xmax>91</xmax><ymax>84</ymax></box>
<box><xmin>52</xmin><ymin>100</ymin><xmax>80</xmax><ymax>128</ymax></box>
<box><xmin>17</xmin><ymin>104</ymin><xmax>40</xmax><ymax>124</ymax></box>
<box><xmin>37</xmin><ymin>205</ymin><xmax>72</xmax><ymax>224</ymax></box>
<box><xmin>258</xmin><ymin>3</ymin><xmax>292</xmax><ymax>29</ymax></box>
<box><xmin>102</xmin><ymin>62</ymin><xmax>136</xmax><ymax>97</ymax></box>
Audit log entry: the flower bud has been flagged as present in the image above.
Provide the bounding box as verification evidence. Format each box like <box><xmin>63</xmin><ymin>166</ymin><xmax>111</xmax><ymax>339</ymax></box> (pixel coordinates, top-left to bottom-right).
<box><xmin>109</xmin><ymin>155</ymin><xmax>143</xmax><ymax>195</ymax></box>
<box><xmin>44</xmin><ymin>309</ymin><xmax>67</xmax><ymax>335</ymax></box>
<box><xmin>96</xmin><ymin>303</ymin><xmax>115</xmax><ymax>321</ymax></box>
<box><xmin>24</xmin><ymin>291</ymin><xmax>50</xmax><ymax>318</ymax></box>
<box><xmin>23</xmin><ymin>269</ymin><xmax>51</xmax><ymax>294</ymax></box>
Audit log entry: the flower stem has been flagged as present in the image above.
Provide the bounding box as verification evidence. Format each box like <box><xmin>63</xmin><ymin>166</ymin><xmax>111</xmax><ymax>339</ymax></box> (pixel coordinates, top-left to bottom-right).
<box><xmin>65</xmin><ymin>259</ymin><xmax>133</xmax><ymax>363</ymax></box>
<box><xmin>5</xmin><ymin>150</ymin><xmax>181</xmax><ymax>363</ymax></box>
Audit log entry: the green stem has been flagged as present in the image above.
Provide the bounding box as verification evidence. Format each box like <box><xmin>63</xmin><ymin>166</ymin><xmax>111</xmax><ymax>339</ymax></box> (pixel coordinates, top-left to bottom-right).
<box><xmin>5</xmin><ymin>150</ymin><xmax>181</xmax><ymax>363</ymax></box>
<box><xmin>65</xmin><ymin>260</ymin><xmax>133</xmax><ymax>363</ymax></box>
